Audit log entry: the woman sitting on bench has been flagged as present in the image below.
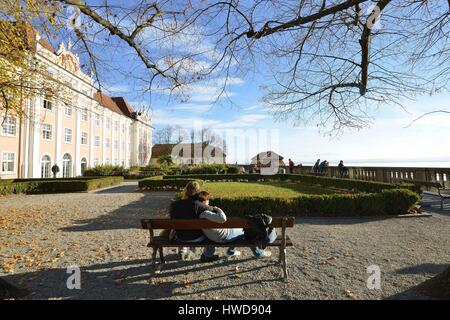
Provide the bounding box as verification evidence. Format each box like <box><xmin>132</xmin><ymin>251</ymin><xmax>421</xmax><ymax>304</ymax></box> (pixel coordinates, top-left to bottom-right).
<box><xmin>169</xmin><ymin>181</ymin><xmax>220</xmax><ymax>262</ymax></box>
<box><xmin>197</xmin><ymin>191</ymin><xmax>276</xmax><ymax>259</ymax></box>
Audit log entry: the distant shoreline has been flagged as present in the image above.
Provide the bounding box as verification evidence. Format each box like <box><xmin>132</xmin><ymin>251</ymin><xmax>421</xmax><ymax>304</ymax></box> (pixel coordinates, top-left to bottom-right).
<box><xmin>295</xmin><ymin>161</ymin><xmax>450</xmax><ymax>168</ymax></box>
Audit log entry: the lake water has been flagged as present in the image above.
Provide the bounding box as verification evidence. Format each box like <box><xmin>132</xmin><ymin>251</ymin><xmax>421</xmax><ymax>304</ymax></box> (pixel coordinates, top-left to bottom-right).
<box><xmin>298</xmin><ymin>161</ymin><xmax>450</xmax><ymax>168</ymax></box>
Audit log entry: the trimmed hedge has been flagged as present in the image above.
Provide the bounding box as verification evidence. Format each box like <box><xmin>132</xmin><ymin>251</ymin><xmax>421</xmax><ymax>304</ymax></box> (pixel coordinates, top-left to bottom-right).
<box><xmin>139</xmin><ymin>177</ymin><xmax>204</xmax><ymax>191</ymax></box>
<box><xmin>0</xmin><ymin>177</ymin><xmax>123</xmax><ymax>195</ymax></box>
<box><xmin>209</xmin><ymin>188</ymin><xmax>420</xmax><ymax>217</ymax></box>
<box><xmin>163</xmin><ymin>173</ymin><xmax>418</xmax><ymax>193</ymax></box>
<box><xmin>83</xmin><ymin>165</ymin><xmax>126</xmax><ymax>177</ymax></box>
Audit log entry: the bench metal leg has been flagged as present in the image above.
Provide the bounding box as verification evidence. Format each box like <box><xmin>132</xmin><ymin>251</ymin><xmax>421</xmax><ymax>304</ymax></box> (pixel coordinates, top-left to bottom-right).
<box><xmin>158</xmin><ymin>247</ymin><xmax>165</xmax><ymax>264</ymax></box>
<box><xmin>441</xmin><ymin>198</ymin><xmax>444</xmax><ymax>210</ymax></box>
<box><xmin>151</xmin><ymin>246</ymin><xmax>157</xmax><ymax>269</ymax></box>
<box><xmin>282</xmin><ymin>249</ymin><xmax>288</xmax><ymax>280</ymax></box>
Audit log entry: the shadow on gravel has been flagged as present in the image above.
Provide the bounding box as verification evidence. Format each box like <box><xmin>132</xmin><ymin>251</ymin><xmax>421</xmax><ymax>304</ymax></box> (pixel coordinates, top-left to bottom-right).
<box><xmin>395</xmin><ymin>263</ymin><xmax>448</xmax><ymax>275</ymax></box>
<box><xmin>296</xmin><ymin>217</ymin><xmax>389</xmax><ymax>225</ymax></box>
<box><xmin>3</xmin><ymin>256</ymin><xmax>280</xmax><ymax>300</ymax></box>
<box><xmin>60</xmin><ymin>191</ymin><xmax>174</xmax><ymax>232</ymax></box>
<box><xmin>94</xmin><ymin>184</ymin><xmax>140</xmax><ymax>194</ymax></box>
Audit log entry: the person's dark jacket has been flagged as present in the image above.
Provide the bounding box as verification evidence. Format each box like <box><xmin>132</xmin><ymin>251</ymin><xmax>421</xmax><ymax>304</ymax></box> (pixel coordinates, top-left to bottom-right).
<box><xmin>169</xmin><ymin>199</ymin><xmax>212</xmax><ymax>241</ymax></box>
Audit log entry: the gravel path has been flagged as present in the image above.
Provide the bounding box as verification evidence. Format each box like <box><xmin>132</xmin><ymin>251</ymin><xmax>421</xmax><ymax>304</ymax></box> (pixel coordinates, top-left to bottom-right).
<box><xmin>0</xmin><ymin>184</ymin><xmax>449</xmax><ymax>300</ymax></box>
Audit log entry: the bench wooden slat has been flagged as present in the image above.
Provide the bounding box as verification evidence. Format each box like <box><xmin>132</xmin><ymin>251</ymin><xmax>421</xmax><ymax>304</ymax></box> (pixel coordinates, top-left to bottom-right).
<box><xmin>141</xmin><ymin>217</ymin><xmax>295</xmax><ymax>230</ymax></box>
<box><xmin>149</xmin><ymin>235</ymin><xmax>293</xmax><ymax>247</ymax></box>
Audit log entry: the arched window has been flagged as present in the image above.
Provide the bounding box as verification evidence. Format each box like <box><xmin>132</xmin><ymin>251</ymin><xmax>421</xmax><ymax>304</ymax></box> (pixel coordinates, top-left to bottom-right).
<box><xmin>80</xmin><ymin>157</ymin><xmax>87</xmax><ymax>175</ymax></box>
<box><xmin>62</xmin><ymin>153</ymin><xmax>72</xmax><ymax>178</ymax></box>
<box><xmin>41</xmin><ymin>155</ymin><xmax>51</xmax><ymax>178</ymax></box>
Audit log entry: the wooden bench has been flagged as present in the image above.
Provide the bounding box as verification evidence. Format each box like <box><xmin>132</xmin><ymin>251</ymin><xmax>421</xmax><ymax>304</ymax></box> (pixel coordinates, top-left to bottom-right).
<box><xmin>437</xmin><ymin>188</ymin><xmax>450</xmax><ymax>209</ymax></box>
<box><xmin>141</xmin><ymin>217</ymin><xmax>295</xmax><ymax>279</ymax></box>
<box><xmin>422</xmin><ymin>183</ymin><xmax>450</xmax><ymax>209</ymax></box>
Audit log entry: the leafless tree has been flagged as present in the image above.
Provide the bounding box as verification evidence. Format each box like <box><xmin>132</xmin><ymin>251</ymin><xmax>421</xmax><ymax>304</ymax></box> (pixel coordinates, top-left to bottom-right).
<box><xmin>153</xmin><ymin>125</ymin><xmax>174</xmax><ymax>144</ymax></box>
<box><xmin>38</xmin><ymin>1</ymin><xmax>450</xmax><ymax>131</ymax></box>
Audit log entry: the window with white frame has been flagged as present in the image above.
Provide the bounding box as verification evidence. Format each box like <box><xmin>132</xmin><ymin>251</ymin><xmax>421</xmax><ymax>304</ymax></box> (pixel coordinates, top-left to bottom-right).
<box><xmin>42</xmin><ymin>123</ymin><xmax>52</xmax><ymax>140</ymax></box>
<box><xmin>114</xmin><ymin>140</ymin><xmax>118</xmax><ymax>150</ymax></box>
<box><xmin>122</xmin><ymin>123</ymin><xmax>126</xmax><ymax>135</ymax></box>
<box><xmin>114</xmin><ymin>159</ymin><xmax>118</xmax><ymax>165</ymax></box>
<box><xmin>105</xmin><ymin>116</ymin><xmax>110</xmax><ymax>129</ymax></box>
<box><xmin>94</xmin><ymin>136</ymin><xmax>100</xmax><ymax>147</ymax></box>
<box><xmin>105</xmin><ymin>138</ymin><xmax>111</xmax><ymax>148</ymax></box>
<box><xmin>115</xmin><ymin>121</ymin><xmax>119</xmax><ymax>132</ymax></box>
<box><xmin>64</xmin><ymin>104</ymin><xmax>73</xmax><ymax>117</ymax></box>
<box><xmin>43</xmin><ymin>98</ymin><xmax>53</xmax><ymax>111</ymax></box>
<box><xmin>64</xmin><ymin>128</ymin><xmax>72</xmax><ymax>143</ymax></box>
<box><xmin>1</xmin><ymin>152</ymin><xmax>15</xmax><ymax>173</ymax></box>
<box><xmin>2</xmin><ymin>116</ymin><xmax>17</xmax><ymax>136</ymax></box>
<box><xmin>81</xmin><ymin>108</ymin><xmax>88</xmax><ymax>121</ymax></box>
<box><xmin>95</xmin><ymin>114</ymin><xmax>100</xmax><ymax>127</ymax></box>
<box><xmin>121</xmin><ymin>159</ymin><xmax>125</xmax><ymax>166</ymax></box>
<box><xmin>81</xmin><ymin>132</ymin><xmax>88</xmax><ymax>145</ymax></box>
<box><xmin>105</xmin><ymin>158</ymin><xmax>110</xmax><ymax>165</ymax></box>
<box><xmin>41</xmin><ymin>155</ymin><xmax>51</xmax><ymax>178</ymax></box>
<box><xmin>121</xmin><ymin>141</ymin><xmax>126</xmax><ymax>151</ymax></box>
<box><xmin>94</xmin><ymin>158</ymin><xmax>99</xmax><ymax>166</ymax></box>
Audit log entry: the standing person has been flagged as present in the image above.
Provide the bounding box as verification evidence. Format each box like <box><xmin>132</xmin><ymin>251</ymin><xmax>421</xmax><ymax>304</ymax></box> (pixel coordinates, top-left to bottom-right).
<box><xmin>338</xmin><ymin>160</ymin><xmax>344</xmax><ymax>177</ymax></box>
<box><xmin>318</xmin><ymin>160</ymin><xmax>329</xmax><ymax>174</ymax></box>
<box><xmin>51</xmin><ymin>164</ymin><xmax>60</xmax><ymax>178</ymax></box>
<box><xmin>338</xmin><ymin>160</ymin><xmax>348</xmax><ymax>178</ymax></box>
<box><xmin>288</xmin><ymin>159</ymin><xmax>295</xmax><ymax>174</ymax></box>
<box><xmin>169</xmin><ymin>181</ymin><xmax>219</xmax><ymax>262</ymax></box>
<box><xmin>313</xmin><ymin>159</ymin><xmax>320</xmax><ymax>174</ymax></box>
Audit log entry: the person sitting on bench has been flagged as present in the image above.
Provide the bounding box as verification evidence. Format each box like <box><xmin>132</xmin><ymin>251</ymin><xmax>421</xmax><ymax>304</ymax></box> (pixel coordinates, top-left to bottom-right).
<box><xmin>197</xmin><ymin>191</ymin><xmax>276</xmax><ymax>258</ymax></box>
<box><xmin>169</xmin><ymin>181</ymin><xmax>219</xmax><ymax>262</ymax></box>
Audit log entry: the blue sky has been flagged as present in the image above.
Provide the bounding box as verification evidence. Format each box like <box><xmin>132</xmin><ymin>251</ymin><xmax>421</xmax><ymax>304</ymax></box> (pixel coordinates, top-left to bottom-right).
<box><xmin>66</xmin><ymin>1</ymin><xmax>450</xmax><ymax>166</ymax></box>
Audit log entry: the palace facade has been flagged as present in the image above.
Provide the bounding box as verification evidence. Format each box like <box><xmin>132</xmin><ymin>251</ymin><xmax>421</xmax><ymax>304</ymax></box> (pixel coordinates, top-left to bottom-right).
<box><xmin>0</xmin><ymin>31</ymin><xmax>152</xmax><ymax>179</ymax></box>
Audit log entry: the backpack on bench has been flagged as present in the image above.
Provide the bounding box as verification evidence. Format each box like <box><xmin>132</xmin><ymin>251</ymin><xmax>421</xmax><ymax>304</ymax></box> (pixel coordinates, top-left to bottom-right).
<box><xmin>243</xmin><ymin>213</ymin><xmax>274</xmax><ymax>249</ymax></box>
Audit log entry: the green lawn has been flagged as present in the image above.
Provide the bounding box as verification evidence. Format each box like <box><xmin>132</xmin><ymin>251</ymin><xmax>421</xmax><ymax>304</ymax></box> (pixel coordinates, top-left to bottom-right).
<box><xmin>204</xmin><ymin>182</ymin><xmax>343</xmax><ymax>199</ymax></box>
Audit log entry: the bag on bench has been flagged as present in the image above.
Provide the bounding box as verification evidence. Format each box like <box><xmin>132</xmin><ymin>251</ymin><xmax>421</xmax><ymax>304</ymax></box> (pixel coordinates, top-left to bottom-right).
<box><xmin>243</xmin><ymin>213</ymin><xmax>274</xmax><ymax>249</ymax></box>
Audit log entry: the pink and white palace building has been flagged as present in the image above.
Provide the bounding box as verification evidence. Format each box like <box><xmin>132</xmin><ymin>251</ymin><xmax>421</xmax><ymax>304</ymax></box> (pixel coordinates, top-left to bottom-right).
<box><xmin>0</xmin><ymin>33</ymin><xmax>153</xmax><ymax>179</ymax></box>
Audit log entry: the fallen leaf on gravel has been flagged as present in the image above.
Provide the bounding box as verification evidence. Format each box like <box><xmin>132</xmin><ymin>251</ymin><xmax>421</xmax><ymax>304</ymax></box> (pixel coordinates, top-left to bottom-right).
<box><xmin>343</xmin><ymin>252</ymin><xmax>353</xmax><ymax>257</ymax></box>
<box><xmin>149</xmin><ymin>278</ymin><xmax>166</xmax><ymax>285</ymax></box>
<box><xmin>183</xmin><ymin>279</ymin><xmax>190</xmax><ymax>289</ymax></box>
<box><xmin>326</xmin><ymin>256</ymin><xmax>337</xmax><ymax>261</ymax></box>
<box><xmin>342</xmin><ymin>289</ymin><xmax>359</xmax><ymax>300</ymax></box>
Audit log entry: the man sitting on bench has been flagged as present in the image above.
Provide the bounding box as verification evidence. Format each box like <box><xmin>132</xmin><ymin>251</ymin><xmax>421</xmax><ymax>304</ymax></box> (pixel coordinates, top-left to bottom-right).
<box><xmin>197</xmin><ymin>191</ymin><xmax>276</xmax><ymax>259</ymax></box>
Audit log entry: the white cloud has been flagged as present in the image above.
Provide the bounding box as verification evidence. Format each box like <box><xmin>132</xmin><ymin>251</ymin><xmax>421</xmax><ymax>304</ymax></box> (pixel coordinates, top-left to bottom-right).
<box><xmin>172</xmin><ymin>103</ymin><xmax>214</xmax><ymax>113</ymax></box>
<box><xmin>104</xmin><ymin>84</ymin><xmax>130</xmax><ymax>94</ymax></box>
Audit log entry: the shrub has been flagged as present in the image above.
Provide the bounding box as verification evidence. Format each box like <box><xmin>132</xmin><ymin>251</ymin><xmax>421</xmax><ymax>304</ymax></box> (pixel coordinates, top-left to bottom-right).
<box><xmin>83</xmin><ymin>165</ymin><xmax>126</xmax><ymax>177</ymax></box>
<box><xmin>139</xmin><ymin>178</ymin><xmax>204</xmax><ymax>191</ymax></box>
<box><xmin>209</xmin><ymin>188</ymin><xmax>419</xmax><ymax>217</ymax></box>
<box><xmin>180</xmin><ymin>164</ymin><xmax>230</xmax><ymax>175</ymax></box>
<box><xmin>226</xmin><ymin>166</ymin><xmax>240</xmax><ymax>174</ymax></box>
<box><xmin>157</xmin><ymin>155</ymin><xmax>174</xmax><ymax>166</ymax></box>
<box><xmin>0</xmin><ymin>177</ymin><xmax>123</xmax><ymax>195</ymax></box>
<box><xmin>163</xmin><ymin>173</ymin><xmax>417</xmax><ymax>193</ymax></box>
<box><xmin>142</xmin><ymin>163</ymin><xmax>178</xmax><ymax>175</ymax></box>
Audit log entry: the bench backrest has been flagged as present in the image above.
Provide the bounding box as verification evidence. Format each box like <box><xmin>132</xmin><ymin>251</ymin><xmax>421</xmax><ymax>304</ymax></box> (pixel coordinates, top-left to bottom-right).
<box><xmin>141</xmin><ymin>217</ymin><xmax>295</xmax><ymax>230</ymax></box>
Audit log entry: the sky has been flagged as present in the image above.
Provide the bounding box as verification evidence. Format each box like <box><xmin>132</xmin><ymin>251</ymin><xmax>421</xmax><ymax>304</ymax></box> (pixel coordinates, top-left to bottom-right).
<box><xmin>66</xmin><ymin>1</ymin><xmax>450</xmax><ymax>166</ymax></box>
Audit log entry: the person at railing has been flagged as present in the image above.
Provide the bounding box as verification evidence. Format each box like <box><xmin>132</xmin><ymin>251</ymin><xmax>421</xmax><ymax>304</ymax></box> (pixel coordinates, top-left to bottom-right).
<box><xmin>338</xmin><ymin>160</ymin><xmax>349</xmax><ymax>178</ymax></box>
<box><xmin>288</xmin><ymin>158</ymin><xmax>295</xmax><ymax>174</ymax></box>
<box><xmin>313</xmin><ymin>159</ymin><xmax>320</xmax><ymax>174</ymax></box>
<box><xmin>318</xmin><ymin>160</ymin><xmax>329</xmax><ymax>174</ymax></box>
